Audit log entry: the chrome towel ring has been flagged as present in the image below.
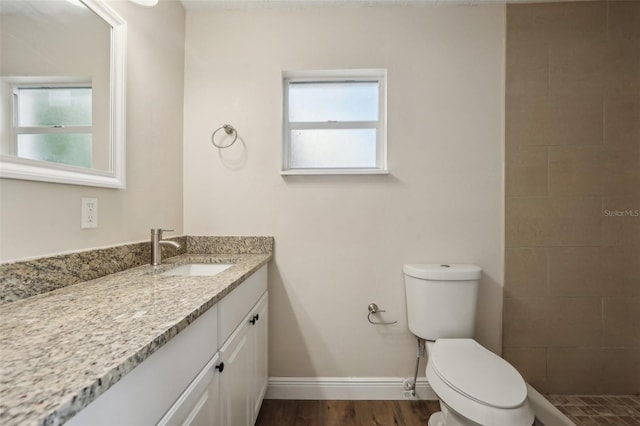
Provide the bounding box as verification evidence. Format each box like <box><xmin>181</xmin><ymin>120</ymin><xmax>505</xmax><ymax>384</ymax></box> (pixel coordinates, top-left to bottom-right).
<box><xmin>211</xmin><ymin>124</ymin><xmax>238</xmax><ymax>149</ymax></box>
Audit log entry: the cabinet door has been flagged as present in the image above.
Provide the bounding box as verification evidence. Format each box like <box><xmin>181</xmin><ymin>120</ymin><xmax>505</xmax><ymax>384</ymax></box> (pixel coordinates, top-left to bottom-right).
<box><xmin>157</xmin><ymin>353</ymin><xmax>221</xmax><ymax>426</ymax></box>
<box><xmin>219</xmin><ymin>318</ymin><xmax>252</xmax><ymax>426</ymax></box>
<box><xmin>251</xmin><ymin>293</ymin><xmax>269</xmax><ymax>422</ymax></box>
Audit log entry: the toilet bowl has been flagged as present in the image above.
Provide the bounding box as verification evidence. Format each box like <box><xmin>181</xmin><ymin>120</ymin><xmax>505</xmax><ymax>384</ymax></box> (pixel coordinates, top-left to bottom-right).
<box><xmin>403</xmin><ymin>263</ymin><xmax>534</xmax><ymax>426</ymax></box>
<box><xmin>425</xmin><ymin>339</ymin><xmax>533</xmax><ymax>426</ymax></box>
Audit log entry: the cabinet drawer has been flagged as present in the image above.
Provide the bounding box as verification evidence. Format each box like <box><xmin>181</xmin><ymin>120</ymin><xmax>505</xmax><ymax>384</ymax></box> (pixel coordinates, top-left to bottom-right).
<box><xmin>218</xmin><ymin>265</ymin><xmax>267</xmax><ymax>346</ymax></box>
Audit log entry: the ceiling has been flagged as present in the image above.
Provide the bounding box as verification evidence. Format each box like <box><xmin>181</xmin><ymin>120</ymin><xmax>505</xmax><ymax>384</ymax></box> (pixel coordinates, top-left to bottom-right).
<box><xmin>0</xmin><ymin>0</ymin><xmax>89</xmax><ymax>16</ymax></box>
<box><xmin>180</xmin><ymin>0</ymin><xmax>574</xmax><ymax>10</ymax></box>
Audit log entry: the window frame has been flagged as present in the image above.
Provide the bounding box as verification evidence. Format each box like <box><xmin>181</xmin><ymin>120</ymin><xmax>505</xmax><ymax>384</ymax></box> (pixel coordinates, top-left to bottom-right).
<box><xmin>12</xmin><ymin>83</ymin><xmax>93</xmax><ymax>161</ymax></box>
<box><xmin>282</xmin><ymin>69</ymin><xmax>388</xmax><ymax>175</ymax></box>
<box><xmin>8</xmin><ymin>81</ymin><xmax>94</xmax><ymax>170</ymax></box>
<box><xmin>0</xmin><ymin>0</ymin><xmax>127</xmax><ymax>189</ymax></box>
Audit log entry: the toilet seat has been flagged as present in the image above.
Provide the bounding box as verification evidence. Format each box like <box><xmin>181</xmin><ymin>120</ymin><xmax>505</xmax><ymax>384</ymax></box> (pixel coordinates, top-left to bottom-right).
<box><xmin>431</xmin><ymin>339</ymin><xmax>527</xmax><ymax>408</ymax></box>
<box><xmin>426</xmin><ymin>339</ymin><xmax>534</xmax><ymax>426</ymax></box>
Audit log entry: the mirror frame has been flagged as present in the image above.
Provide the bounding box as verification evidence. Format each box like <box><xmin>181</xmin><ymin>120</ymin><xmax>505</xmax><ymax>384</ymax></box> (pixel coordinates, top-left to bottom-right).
<box><xmin>0</xmin><ymin>0</ymin><xmax>127</xmax><ymax>188</ymax></box>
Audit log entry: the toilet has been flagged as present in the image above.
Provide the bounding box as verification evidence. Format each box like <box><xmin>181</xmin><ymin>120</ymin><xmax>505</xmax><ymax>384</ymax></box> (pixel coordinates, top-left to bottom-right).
<box><xmin>403</xmin><ymin>263</ymin><xmax>534</xmax><ymax>426</ymax></box>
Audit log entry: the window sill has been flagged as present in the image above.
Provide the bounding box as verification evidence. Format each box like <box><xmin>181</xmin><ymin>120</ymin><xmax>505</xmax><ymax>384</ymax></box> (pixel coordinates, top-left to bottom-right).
<box><xmin>281</xmin><ymin>168</ymin><xmax>389</xmax><ymax>176</ymax></box>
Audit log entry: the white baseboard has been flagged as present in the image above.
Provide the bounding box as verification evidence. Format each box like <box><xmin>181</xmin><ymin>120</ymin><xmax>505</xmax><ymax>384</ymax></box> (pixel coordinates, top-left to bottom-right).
<box><xmin>265</xmin><ymin>377</ymin><xmax>438</xmax><ymax>401</ymax></box>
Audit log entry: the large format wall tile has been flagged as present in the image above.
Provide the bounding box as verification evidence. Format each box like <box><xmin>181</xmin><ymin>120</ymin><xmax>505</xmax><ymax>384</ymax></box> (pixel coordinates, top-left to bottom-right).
<box><xmin>503</xmin><ymin>347</ymin><xmax>548</xmax><ymax>391</ymax></box>
<box><xmin>547</xmin><ymin>348</ymin><xmax>640</xmax><ymax>394</ymax></box>
<box><xmin>506</xmin><ymin>146</ymin><xmax>548</xmax><ymax>197</ymax></box>
<box><xmin>506</xmin><ymin>196</ymin><xmax>602</xmax><ymax>247</ymax></box>
<box><xmin>547</xmin><ymin>92</ymin><xmax>604</xmax><ymax>146</ymax></box>
<box><xmin>607</xmin><ymin>1</ymin><xmax>640</xmax><ymax>43</ymax></box>
<box><xmin>505</xmin><ymin>39</ymin><xmax>549</xmax><ymax>96</ymax></box>
<box><xmin>604</xmin><ymin>92</ymin><xmax>640</xmax><ymax>147</ymax></box>
<box><xmin>505</xmin><ymin>94</ymin><xmax>551</xmax><ymax>146</ymax></box>
<box><xmin>603</xmin><ymin>297</ymin><xmax>640</xmax><ymax>348</ymax></box>
<box><xmin>548</xmin><ymin>246</ymin><xmax>640</xmax><ymax>297</ymax></box>
<box><xmin>603</xmin><ymin>198</ymin><xmax>640</xmax><ymax>247</ymax></box>
<box><xmin>505</xmin><ymin>1</ymin><xmax>639</xmax><ymax>394</ymax></box>
<box><xmin>546</xmin><ymin>145</ymin><xmax>639</xmax><ymax>197</ymax></box>
<box><xmin>504</xmin><ymin>248</ymin><xmax>549</xmax><ymax>297</ymax></box>
<box><xmin>548</xmin><ymin>40</ymin><xmax>605</xmax><ymax>96</ymax></box>
<box><xmin>606</xmin><ymin>2</ymin><xmax>640</xmax><ymax>93</ymax></box>
<box><xmin>602</xmin><ymin>145</ymin><xmax>640</xmax><ymax>197</ymax></box>
<box><xmin>504</xmin><ymin>296</ymin><xmax>602</xmax><ymax>347</ymax></box>
<box><xmin>549</xmin><ymin>145</ymin><xmax>604</xmax><ymax>196</ymax></box>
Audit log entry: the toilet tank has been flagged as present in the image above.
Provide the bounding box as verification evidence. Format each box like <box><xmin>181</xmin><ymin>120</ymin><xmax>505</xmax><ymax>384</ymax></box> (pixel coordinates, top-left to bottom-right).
<box><xmin>403</xmin><ymin>264</ymin><xmax>482</xmax><ymax>341</ymax></box>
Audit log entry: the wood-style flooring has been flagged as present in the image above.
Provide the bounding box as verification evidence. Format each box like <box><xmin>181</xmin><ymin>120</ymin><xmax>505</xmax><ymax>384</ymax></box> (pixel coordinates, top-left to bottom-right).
<box><xmin>256</xmin><ymin>397</ymin><xmax>640</xmax><ymax>426</ymax></box>
<box><xmin>255</xmin><ymin>399</ymin><xmax>441</xmax><ymax>426</ymax></box>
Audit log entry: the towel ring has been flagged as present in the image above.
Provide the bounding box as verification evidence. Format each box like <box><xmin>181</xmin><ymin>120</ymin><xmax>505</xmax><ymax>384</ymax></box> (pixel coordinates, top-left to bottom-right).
<box><xmin>211</xmin><ymin>124</ymin><xmax>238</xmax><ymax>149</ymax></box>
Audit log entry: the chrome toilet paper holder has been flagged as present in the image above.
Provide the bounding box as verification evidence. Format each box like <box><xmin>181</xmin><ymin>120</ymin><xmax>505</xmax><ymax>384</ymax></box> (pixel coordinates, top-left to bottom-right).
<box><xmin>367</xmin><ymin>303</ymin><xmax>398</xmax><ymax>325</ymax></box>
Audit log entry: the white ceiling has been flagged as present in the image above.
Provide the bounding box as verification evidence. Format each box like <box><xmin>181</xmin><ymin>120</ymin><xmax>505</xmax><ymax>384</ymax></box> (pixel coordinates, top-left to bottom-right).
<box><xmin>180</xmin><ymin>0</ymin><xmax>575</xmax><ymax>10</ymax></box>
<box><xmin>0</xmin><ymin>0</ymin><xmax>89</xmax><ymax>16</ymax></box>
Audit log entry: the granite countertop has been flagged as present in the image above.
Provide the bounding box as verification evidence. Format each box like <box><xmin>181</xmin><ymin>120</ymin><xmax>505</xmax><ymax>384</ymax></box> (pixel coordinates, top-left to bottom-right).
<box><xmin>0</xmin><ymin>253</ymin><xmax>271</xmax><ymax>426</ymax></box>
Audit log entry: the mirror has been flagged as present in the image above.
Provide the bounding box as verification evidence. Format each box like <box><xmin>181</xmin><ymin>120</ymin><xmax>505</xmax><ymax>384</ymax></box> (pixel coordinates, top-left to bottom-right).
<box><xmin>0</xmin><ymin>0</ymin><xmax>126</xmax><ymax>188</ymax></box>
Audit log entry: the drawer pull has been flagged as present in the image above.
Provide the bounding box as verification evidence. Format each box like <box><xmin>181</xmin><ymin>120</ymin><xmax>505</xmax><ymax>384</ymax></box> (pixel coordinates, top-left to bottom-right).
<box><xmin>215</xmin><ymin>362</ymin><xmax>224</xmax><ymax>373</ymax></box>
<box><xmin>249</xmin><ymin>314</ymin><xmax>259</xmax><ymax>325</ymax></box>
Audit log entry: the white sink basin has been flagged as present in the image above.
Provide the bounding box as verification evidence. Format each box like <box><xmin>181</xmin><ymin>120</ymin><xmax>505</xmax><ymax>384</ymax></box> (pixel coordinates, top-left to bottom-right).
<box><xmin>161</xmin><ymin>263</ymin><xmax>233</xmax><ymax>277</ymax></box>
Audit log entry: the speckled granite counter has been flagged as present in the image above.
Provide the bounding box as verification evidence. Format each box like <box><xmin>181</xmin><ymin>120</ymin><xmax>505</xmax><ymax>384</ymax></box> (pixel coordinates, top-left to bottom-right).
<box><xmin>0</xmin><ymin>252</ymin><xmax>271</xmax><ymax>426</ymax></box>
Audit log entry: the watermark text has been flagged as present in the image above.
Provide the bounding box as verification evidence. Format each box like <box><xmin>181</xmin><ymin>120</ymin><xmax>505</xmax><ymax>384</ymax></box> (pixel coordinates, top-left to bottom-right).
<box><xmin>604</xmin><ymin>209</ymin><xmax>639</xmax><ymax>217</ymax></box>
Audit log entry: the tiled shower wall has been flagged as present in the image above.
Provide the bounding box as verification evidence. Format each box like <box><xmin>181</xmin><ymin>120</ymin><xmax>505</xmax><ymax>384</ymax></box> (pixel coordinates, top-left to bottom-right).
<box><xmin>503</xmin><ymin>1</ymin><xmax>639</xmax><ymax>394</ymax></box>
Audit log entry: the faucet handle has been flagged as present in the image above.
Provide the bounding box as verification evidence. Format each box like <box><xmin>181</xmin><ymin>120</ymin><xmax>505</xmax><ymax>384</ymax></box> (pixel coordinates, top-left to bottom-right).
<box><xmin>151</xmin><ymin>228</ymin><xmax>174</xmax><ymax>238</ymax></box>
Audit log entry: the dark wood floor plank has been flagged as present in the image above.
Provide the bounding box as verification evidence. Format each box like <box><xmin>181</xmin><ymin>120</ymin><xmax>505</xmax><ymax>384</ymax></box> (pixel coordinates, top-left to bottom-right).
<box><xmin>295</xmin><ymin>400</ymin><xmax>324</xmax><ymax>426</ymax></box>
<box><xmin>353</xmin><ymin>400</ymin><xmax>399</xmax><ymax>425</ymax></box>
<box><xmin>396</xmin><ymin>400</ymin><xmax>439</xmax><ymax>425</ymax></box>
<box><xmin>326</xmin><ymin>400</ymin><xmax>357</xmax><ymax>426</ymax></box>
<box><xmin>256</xmin><ymin>399</ymin><xmax>441</xmax><ymax>426</ymax></box>
<box><xmin>255</xmin><ymin>399</ymin><xmax>298</xmax><ymax>426</ymax></box>
<box><xmin>391</xmin><ymin>401</ymin><xmax>409</xmax><ymax>426</ymax></box>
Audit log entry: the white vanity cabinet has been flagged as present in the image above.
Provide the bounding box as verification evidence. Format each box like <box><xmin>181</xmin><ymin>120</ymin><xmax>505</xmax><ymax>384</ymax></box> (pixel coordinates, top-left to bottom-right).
<box><xmin>67</xmin><ymin>265</ymin><xmax>268</xmax><ymax>426</ymax></box>
<box><xmin>251</xmin><ymin>293</ymin><xmax>269</xmax><ymax>419</ymax></box>
<box><xmin>169</xmin><ymin>266</ymin><xmax>268</xmax><ymax>426</ymax></box>
<box><xmin>219</xmin><ymin>312</ymin><xmax>252</xmax><ymax>426</ymax></box>
<box><xmin>219</xmin><ymin>292</ymin><xmax>268</xmax><ymax>426</ymax></box>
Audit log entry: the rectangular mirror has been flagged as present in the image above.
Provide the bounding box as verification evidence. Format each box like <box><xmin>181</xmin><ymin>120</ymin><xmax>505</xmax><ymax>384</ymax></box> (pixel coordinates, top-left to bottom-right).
<box><xmin>0</xmin><ymin>0</ymin><xmax>126</xmax><ymax>188</ymax></box>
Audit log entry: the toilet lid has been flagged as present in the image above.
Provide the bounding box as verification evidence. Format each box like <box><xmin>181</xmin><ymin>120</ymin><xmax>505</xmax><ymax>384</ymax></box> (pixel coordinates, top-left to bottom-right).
<box><xmin>431</xmin><ymin>339</ymin><xmax>527</xmax><ymax>409</ymax></box>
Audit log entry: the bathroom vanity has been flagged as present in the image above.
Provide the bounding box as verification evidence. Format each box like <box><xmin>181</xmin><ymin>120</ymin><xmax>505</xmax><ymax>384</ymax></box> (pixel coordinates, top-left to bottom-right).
<box><xmin>0</xmin><ymin>252</ymin><xmax>270</xmax><ymax>426</ymax></box>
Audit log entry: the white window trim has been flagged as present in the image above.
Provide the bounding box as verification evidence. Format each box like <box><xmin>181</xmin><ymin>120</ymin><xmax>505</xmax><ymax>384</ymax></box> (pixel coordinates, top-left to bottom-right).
<box><xmin>281</xmin><ymin>69</ymin><xmax>388</xmax><ymax>175</ymax></box>
<box><xmin>0</xmin><ymin>0</ymin><xmax>127</xmax><ymax>189</ymax></box>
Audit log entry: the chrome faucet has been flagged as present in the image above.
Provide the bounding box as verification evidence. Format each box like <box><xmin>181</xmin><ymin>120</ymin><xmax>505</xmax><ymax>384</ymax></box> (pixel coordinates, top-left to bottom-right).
<box><xmin>150</xmin><ymin>228</ymin><xmax>181</xmax><ymax>266</ymax></box>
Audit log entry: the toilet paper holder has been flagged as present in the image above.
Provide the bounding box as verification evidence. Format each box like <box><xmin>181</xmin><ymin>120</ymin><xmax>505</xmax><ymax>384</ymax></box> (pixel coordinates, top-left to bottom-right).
<box><xmin>367</xmin><ymin>303</ymin><xmax>398</xmax><ymax>325</ymax></box>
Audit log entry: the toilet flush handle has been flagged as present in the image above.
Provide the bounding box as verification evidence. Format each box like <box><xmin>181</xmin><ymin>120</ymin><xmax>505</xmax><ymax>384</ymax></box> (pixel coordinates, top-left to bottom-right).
<box><xmin>367</xmin><ymin>303</ymin><xmax>398</xmax><ymax>325</ymax></box>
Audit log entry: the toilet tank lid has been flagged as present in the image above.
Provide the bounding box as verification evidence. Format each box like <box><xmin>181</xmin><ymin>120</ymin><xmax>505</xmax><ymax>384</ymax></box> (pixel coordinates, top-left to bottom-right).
<box><xmin>403</xmin><ymin>264</ymin><xmax>481</xmax><ymax>280</ymax></box>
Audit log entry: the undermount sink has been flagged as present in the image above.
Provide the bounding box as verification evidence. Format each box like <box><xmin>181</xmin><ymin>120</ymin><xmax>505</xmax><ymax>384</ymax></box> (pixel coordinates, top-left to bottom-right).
<box><xmin>161</xmin><ymin>263</ymin><xmax>233</xmax><ymax>277</ymax></box>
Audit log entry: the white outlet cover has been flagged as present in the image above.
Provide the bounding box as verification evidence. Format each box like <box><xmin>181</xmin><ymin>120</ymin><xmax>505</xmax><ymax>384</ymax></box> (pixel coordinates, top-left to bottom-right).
<box><xmin>81</xmin><ymin>197</ymin><xmax>98</xmax><ymax>229</ymax></box>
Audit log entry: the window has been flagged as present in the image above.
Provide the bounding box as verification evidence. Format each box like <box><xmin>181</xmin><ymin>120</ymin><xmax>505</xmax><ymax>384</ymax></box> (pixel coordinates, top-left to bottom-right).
<box><xmin>282</xmin><ymin>70</ymin><xmax>387</xmax><ymax>175</ymax></box>
<box><xmin>12</xmin><ymin>85</ymin><xmax>93</xmax><ymax>169</ymax></box>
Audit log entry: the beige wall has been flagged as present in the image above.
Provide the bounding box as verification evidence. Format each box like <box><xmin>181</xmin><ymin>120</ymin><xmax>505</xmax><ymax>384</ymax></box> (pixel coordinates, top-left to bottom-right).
<box><xmin>183</xmin><ymin>5</ymin><xmax>505</xmax><ymax>377</ymax></box>
<box><xmin>0</xmin><ymin>0</ymin><xmax>185</xmax><ymax>261</ymax></box>
<box><xmin>504</xmin><ymin>1</ymin><xmax>639</xmax><ymax>394</ymax></box>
